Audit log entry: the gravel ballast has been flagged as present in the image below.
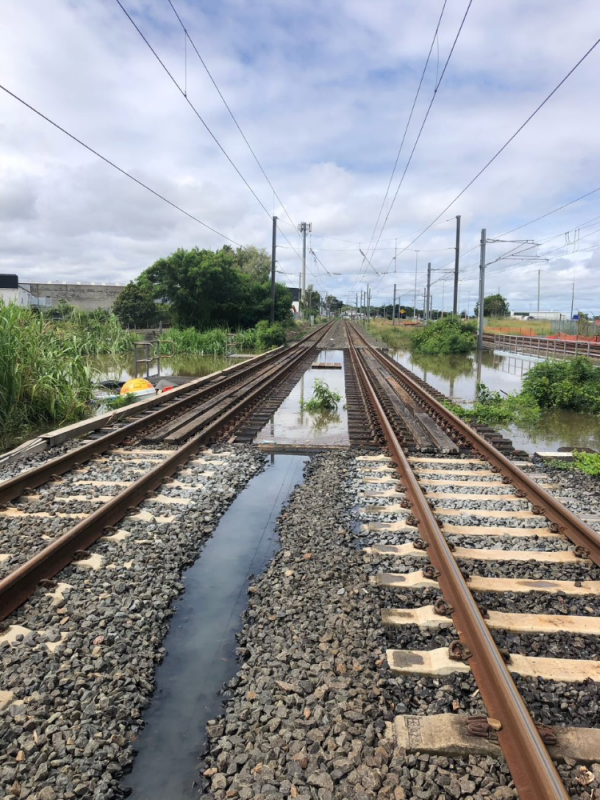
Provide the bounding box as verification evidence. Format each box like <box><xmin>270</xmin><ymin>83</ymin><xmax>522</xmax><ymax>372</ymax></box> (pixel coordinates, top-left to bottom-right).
<box><xmin>0</xmin><ymin>446</ymin><xmax>263</xmax><ymax>800</ymax></box>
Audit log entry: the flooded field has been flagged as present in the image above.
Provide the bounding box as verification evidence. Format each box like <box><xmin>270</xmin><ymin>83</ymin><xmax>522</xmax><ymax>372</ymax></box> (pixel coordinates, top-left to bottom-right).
<box><xmin>89</xmin><ymin>353</ymin><xmax>246</xmax><ymax>384</ymax></box>
<box><xmin>393</xmin><ymin>347</ymin><xmax>600</xmax><ymax>455</ymax></box>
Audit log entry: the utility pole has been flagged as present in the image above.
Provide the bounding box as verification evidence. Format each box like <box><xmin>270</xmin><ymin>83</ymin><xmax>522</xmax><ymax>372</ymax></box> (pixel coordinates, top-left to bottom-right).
<box><xmin>453</xmin><ymin>215</ymin><xmax>461</xmax><ymax>315</ymax></box>
<box><xmin>392</xmin><ymin>283</ymin><xmax>397</xmax><ymax>326</ymax></box>
<box><xmin>425</xmin><ymin>262</ymin><xmax>432</xmax><ymax>324</ymax></box>
<box><xmin>367</xmin><ymin>285</ymin><xmax>371</xmax><ymax>323</ymax></box>
<box><xmin>413</xmin><ymin>251</ymin><xmax>419</xmax><ymax>320</ymax></box>
<box><xmin>422</xmin><ymin>288</ymin><xmax>426</xmax><ymax>321</ymax></box>
<box><xmin>570</xmin><ymin>282</ymin><xmax>575</xmax><ymax>321</ymax></box>
<box><xmin>537</xmin><ymin>269</ymin><xmax>541</xmax><ymax>313</ymax></box>
<box><xmin>270</xmin><ymin>215</ymin><xmax>278</xmax><ymax>325</ymax></box>
<box><xmin>298</xmin><ymin>222</ymin><xmax>311</xmax><ymax>301</ymax></box>
<box><xmin>477</xmin><ymin>228</ymin><xmax>487</xmax><ymax>351</ymax></box>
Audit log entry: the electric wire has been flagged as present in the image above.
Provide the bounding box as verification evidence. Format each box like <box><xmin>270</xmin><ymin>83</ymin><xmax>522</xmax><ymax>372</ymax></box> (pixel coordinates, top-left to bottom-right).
<box><xmin>0</xmin><ymin>83</ymin><xmax>243</xmax><ymax>246</ymax></box>
<box><xmin>164</xmin><ymin>0</ymin><xmax>301</xmax><ymax>239</ymax></box>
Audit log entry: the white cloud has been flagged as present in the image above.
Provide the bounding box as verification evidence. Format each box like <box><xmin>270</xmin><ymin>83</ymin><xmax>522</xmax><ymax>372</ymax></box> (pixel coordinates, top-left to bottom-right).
<box><xmin>1</xmin><ymin>0</ymin><xmax>600</xmax><ymax>312</ymax></box>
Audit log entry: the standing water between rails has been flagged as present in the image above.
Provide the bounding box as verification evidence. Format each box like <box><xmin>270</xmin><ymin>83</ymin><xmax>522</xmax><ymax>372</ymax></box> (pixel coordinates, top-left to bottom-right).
<box><xmin>256</xmin><ymin>349</ymin><xmax>349</xmax><ymax>446</ymax></box>
<box><xmin>123</xmin><ymin>454</ymin><xmax>308</xmax><ymax>799</ymax></box>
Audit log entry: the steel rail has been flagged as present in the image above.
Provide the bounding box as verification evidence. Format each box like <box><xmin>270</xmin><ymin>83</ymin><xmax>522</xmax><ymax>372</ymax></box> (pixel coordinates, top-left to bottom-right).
<box><xmin>0</xmin><ymin>326</ymin><xmax>325</xmax><ymax>505</ymax></box>
<box><xmin>0</xmin><ymin>323</ymin><xmax>332</xmax><ymax>620</ymax></box>
<box><xmin>347</xmin><ymin>329</ymin><xmax>569</xmax><ymax>800</ymax></box>
<box><xmin>350</xmin><ymin>323</ymin><xmax>600</xmax><ymax>567</ymax></box>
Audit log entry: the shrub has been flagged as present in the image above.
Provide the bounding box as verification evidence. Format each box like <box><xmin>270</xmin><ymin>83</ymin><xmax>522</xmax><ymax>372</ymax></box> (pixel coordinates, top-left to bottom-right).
<box><xmin>411</xmin><ymin>316</ymin><xmax>476</xmax><ymax>355</ymax></box>
<box><xmin>254</xmin><ymin>321</ymin><xmax>286</xmax><ymax>350</ymax></box>
<box><xmin>521</xmin><ymin>357</ymin><xmax>600</xmax><ymax>413</ymax></box>
<box><xmin>300</xmin><ymin>379</ymin><xmax>342</xmax><ymax>412</ymax></box>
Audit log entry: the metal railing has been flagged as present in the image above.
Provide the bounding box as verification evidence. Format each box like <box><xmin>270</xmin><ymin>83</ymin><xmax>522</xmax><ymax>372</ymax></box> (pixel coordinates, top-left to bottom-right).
<box><xmin>487</xmin><ymin>333</ymin><xmax>600</xmax><ymax>361</ymax></box>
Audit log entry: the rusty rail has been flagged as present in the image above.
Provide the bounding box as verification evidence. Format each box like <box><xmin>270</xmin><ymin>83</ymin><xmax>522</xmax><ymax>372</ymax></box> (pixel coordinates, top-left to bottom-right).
<box><xmin>0</xmin><ymin>325</ymin><xmax>326</xmax><ymax>505</ymax></box>
<box><xmin>347</xmin><ymin>330</ymin><xmax>569</xmax><ymax>800</ymax></box>
<box><xmin>350</xmin><ymin>323</ymin><xmax>600</xmax><ymax>567</ymax></box>
<box><xmin>0</xmin><ymin>323</ymin><xmax>332</xmax><ymax>620</ymax></box>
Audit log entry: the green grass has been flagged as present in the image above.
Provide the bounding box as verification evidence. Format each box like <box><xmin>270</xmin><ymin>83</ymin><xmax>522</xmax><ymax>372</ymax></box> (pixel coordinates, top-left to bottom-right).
<box><xmin>0</xmin><ymin>303</ymin><xmax>95</xmax><ymax>449</ymax></box>
<box><xmin>366</xmin><ymin>319</ymin><xmax>415</xmax><ymax>348</ymax></box>
<box><xmin>545</xmin><ymin>451</ymin><xmax>600</xmax><ymax>479</ymax></box>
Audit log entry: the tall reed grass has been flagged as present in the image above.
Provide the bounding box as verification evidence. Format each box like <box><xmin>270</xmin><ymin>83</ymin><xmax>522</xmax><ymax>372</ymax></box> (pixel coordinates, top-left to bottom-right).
<box><xmin>164</xmin><ymin>327</ymin><xmax>257</xmax><ymax>356</ymax></box>
<box><xmin>0</xmin><ymin>304</ymin><xmax>94</xmax><ymax>444</ymax></box>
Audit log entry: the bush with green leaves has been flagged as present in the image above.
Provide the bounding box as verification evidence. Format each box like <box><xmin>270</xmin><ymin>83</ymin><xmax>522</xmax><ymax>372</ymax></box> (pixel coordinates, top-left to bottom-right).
<box><xmin>521</xmin><ymin>357</ymin><xmax>600</xmax><ymax>413</ymax></box>
<box><xmin>411</xmin><ymin>316</ymin><xmax>476</xmax><ymax>355</ymax></box>
<box><xmin>300</xmin><ymin>379</ymin><xmax>342</xmax><ymax>412</ymax></box>
<box><xmin>254</xmin><ymin>321</ymin><xmax>286</xmax><ymax>350</ymax></box>
<box><xmin>444</xmin><ymin>382</ymin><xmax>540</xmax><ymax>427</ymax></box>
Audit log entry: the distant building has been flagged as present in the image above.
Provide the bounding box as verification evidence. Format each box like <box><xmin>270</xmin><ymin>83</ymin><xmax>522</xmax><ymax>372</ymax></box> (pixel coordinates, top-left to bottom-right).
<box><xmin>0</xmin><ymin>275</ymin><xmax>126</xmax><ymax>311</ymax></box>
<box><xmin>511</xmin><ymin>310</ymin><xmax>568</xmax><ymax>321</ymax></box>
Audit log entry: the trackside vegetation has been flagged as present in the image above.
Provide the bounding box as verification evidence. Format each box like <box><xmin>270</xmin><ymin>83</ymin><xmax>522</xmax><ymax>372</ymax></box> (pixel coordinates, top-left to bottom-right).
<box><xmin>411</xmin><ymin>316</ymin><xmax>476</xmax><ymax>355</ymax></box>
<box><xmin>446</xmin><ymin>357</ymin><xmax>600</xmax><ymax>428</ymax></box>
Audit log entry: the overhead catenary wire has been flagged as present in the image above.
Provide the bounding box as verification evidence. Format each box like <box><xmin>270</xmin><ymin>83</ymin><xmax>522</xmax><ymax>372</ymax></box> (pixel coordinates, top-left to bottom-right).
<box><xmin>362</xmin><ymin>0</ymin><xmax>449</xmax><ymax>260</ymax></box>
<box><xmin>164</xmin><ymin>0</ymin><xmax>301</xmax><ymax>239</ymax></box>
<box><xmin>115</xmin><ymin>0</ymin><xmax>310</xmax><ymax>268</ymax></box>
<box><xmin>367</xmin><ymin>0</ymin><xmax>474</xmax><ymax>264</ymax></box>
<box><xmin>389</xmin><ymin>34</ymin><xmax>600</xmax><ymax>268</ymax></box>
<box><xmin>0</xmin><ymin>83</ymin><xmax>244</xmax><ymax>246</ymax></box>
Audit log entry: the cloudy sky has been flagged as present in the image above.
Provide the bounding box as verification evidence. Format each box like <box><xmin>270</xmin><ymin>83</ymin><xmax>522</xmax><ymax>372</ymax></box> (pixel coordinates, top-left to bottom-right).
<box><xmin>1</xmin><ymin>0</ymin><xmax>600</xmax><ymax>315</ymax></box>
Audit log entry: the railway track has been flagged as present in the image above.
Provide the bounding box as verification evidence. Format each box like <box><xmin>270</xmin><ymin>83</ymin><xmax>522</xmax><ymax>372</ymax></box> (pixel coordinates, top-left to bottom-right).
<box><xmin>0</xmin><ymin>322</ymin><xmax>333</xmax><ymax>619</ymax></box>
<box><xmin>345</xmin><ymin>321</ymin><xmax>600</xmax><ymax>799</ymax></box>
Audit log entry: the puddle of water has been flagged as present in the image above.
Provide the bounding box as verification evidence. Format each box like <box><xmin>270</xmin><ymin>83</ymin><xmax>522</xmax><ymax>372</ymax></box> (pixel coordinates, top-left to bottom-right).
<box><xmin>123</xmin><ymin>453</ymin><xmax>308</xmax><ymax>799</ymax></box>
<box><xmin>255</xmin><ymin>349</ymin><xmax>349</xmax><ymax>445</ymax></box>
<box><xmin>392</xmin><ymin>348</ymin><xmax>600</xmax><ymax>454</ymax></box>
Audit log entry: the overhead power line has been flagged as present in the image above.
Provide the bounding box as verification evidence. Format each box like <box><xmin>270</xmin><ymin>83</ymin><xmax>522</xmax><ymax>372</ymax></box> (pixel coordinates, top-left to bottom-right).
<box><xmin>367</xmin><ymin>0</ymin><xmax>474</xmax><ymax>261</ymax></box>
<box><xmin>392</xmin><ymin>34</ymin><xmax>600</xmax><ymax>264</ymax></box>
<box><xmin>364</xmin><ymin>0</ymin><xmax>449</xmax><ymax>258</ymax></box>
<box><xmin>116</xmin><ymin>0</ymin><xmax>306</xmax><ymax>266</ymax></box>
<box><xmin>0</xmin><ymin>83</ymin><xmax>243</xmax><ymax>246</ymax></box>
<box><xmin>164</xmin><ymin>0</ymin><xmax>300</xmax><ymax>238</ymax></box>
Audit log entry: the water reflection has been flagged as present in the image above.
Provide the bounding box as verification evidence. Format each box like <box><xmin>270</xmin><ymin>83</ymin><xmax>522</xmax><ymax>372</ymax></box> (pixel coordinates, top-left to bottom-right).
<box><xmin>88</xmin><ymin>353</ymin><xmax>240</xmax><ymax>384</ymax></box>
<box><xmin>393</xmin><ymin>347</ymin><xmax>600</xmax><ymax>454</ymax></box>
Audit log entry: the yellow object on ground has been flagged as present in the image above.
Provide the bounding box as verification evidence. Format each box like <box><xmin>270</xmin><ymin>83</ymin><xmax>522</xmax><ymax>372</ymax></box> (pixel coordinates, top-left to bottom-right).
<box><xmin>120</xmin><ymin>378</ymin><xmax>154</xmax><ymax>395</ymax></box>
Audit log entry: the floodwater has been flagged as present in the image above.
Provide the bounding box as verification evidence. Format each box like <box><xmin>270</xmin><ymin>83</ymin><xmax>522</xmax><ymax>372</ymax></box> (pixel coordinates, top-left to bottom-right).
<box><xmin>255</xmin><ymin>349</ymin><xmax>349</xmax><ymax>445</ymax></box>
<box><xmin>123</xmin><ymin>454</ymin><xmax>308</xmax><ymax>799</ymax></box>
<box><xmin>88</xmin><ymin>353</ymin><xmax>249</xmax><ymax>384</ymax></box>
<box><xmin>393</xmin><ymin>347</ymin><xmax>600</xmax><ymax>454</ymax></box>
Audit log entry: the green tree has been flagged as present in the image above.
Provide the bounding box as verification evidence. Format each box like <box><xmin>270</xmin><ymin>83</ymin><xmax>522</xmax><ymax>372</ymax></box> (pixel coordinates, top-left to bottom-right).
<box><xmin>300</xmin><ymin>284</ymin><xmax>321</xmax><ymax>318</ymax></box>
<box><xmin>235</xmin><ymin>245</ymin><xmax>271</xmax><ymax>282</ymax></box>
<box><xmin>474</xmin><ymin>293</ymin><xmax>510</xmax><ymax>317</ymax></box>
<box><xmin>141</xmin><ymin>246</ymin><xmax>291</xmax><ymax>328</ymax></box>
<box><xmin>113</xmin><ymin>281</ymin><xmax>159</xmax><ymax>327</ymax></box>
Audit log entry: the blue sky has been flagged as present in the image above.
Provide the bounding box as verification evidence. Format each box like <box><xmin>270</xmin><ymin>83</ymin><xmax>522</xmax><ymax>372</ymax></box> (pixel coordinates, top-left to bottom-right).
<box><xmin>1</xmin><ymin>0</ymin><xmax>600</xmax><ymax>315</ymax></box>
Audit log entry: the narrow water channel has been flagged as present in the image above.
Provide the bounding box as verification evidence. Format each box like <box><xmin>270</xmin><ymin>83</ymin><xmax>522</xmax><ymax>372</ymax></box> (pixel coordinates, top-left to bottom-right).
<box><xmin>123</xmin><ymin>453</ymin><xmax>308</xmax><ymax>799</ymax></box>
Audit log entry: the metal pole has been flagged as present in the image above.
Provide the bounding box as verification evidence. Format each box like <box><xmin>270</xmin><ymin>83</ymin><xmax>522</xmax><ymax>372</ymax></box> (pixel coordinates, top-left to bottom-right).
<box><xmin>298</xmin><ymin>222</ymin><xmax>311</xmax><ymax>302</ymax></box>
<box><xmin>453</xmin><ymin>214</ymin><xmax>461</xmax><ymax>315</ymax></box>
<box><xmin>426</xmin><ymin>262</ymin><xmax>431</xmax><ymax>324</ymax></box>
<box><xmin>413</xmin><ymin>251</ymin><xmax>418</xmax><ymax>320</ymax></box>
<box><xmin>537</xmin><ymin>269</ymin><xmax>541</xmax><ymax>313</ymax></box>
<box><xmin>367</xmin><ymin>285</ymin><xmax>371</xmax><ymax>323</ymax></box>
<box><xmin>478</xmin><ymin>228</ymin><xmax>487</xmax><ymax>351</ymax></box>
<box><xmin>423</xmin><ymin>288</ymin><xmax>426</xmax><ymax>321</ymax></box>
<box><xmin>392</xmin><ymin>283</ymin><xmax>397</xmax><ymax>326</ymax></box>
<box><xmin>570</xmin><ymin>282</ymin><xmax>575</xmax><ymax>320</ymax></box>
<box><xmin>270</xmin><ymin>215</ymin><xmax>278</xmax><ymax>325</ymax></box>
